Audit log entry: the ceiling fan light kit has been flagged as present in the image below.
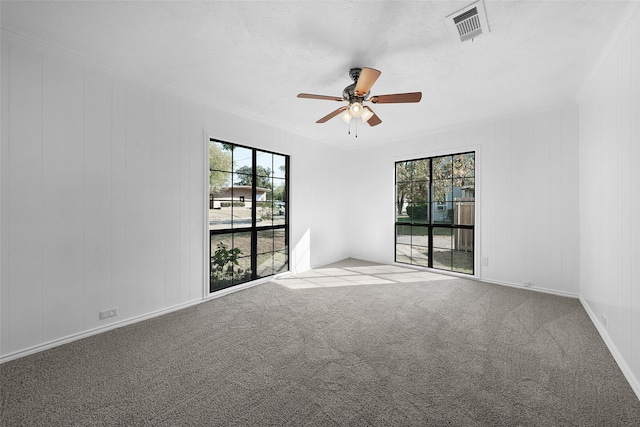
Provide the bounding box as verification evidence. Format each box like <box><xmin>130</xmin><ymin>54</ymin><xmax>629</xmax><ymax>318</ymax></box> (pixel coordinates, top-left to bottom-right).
<box><xmin>340</xmin><ymin>109</ymin><xmax>352</xmax><ymax>124</ymax></box>
<box><xmin>341</xmin><ymin>102</ymin><xmax>374</xmax><ymax>124</ymax></box>
<box><xmin>349</xmin><ymin>102</ymin><xmax>364</xmax><ymax>118</ymax></box>
<box><xmin>297</xmin><ymin>67</ymin><xmax>422</xmax><ymax>135</ymax></box>
<box><xmin>360</xmin><ymin>107</ymin><xmax>374</xmax><ymax>123</ymax></box>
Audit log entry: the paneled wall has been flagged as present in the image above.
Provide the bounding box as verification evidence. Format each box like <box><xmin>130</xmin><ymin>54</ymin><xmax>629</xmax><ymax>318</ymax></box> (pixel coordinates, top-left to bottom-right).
<box><xmin>577</xmin><ymin>6</ymin><xmax>640</xmax><ymax>397</ymax></box>
<box><xmin>0</xmin><ymin>34</ymin><xmax>349</xmax><ymax>359</ymax></box>
<box><xmin>346</xmin><ymin>103</ymin><xmax>580</xmax><ymax>297</ymax></box>
<box><xmin>2</xmin><ymin>10</ymin><xmax>639</xmax><ymax>399</ymax></box>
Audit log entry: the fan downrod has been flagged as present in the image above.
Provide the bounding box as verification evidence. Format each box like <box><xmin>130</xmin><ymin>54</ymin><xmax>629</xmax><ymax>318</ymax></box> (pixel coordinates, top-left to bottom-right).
<box><xmin>349</xmin><ymin>67</ymin><xmax>362</xmax><ymax>82</ymax></box>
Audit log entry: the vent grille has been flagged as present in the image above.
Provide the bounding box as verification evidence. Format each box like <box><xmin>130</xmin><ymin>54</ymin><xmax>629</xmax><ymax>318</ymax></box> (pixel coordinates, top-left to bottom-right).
<box><xmin>454</xmin><ymin>7</ymin><xmax>483</xmax><ymax>42</ymax></box>
<box><xmin>446</xmin><ymin>0</ymin><xmax>490</xmax><ymax>43</ymax></box>
<box><xmin>453</xmin><ymin>7</ymin><xmax>478</xmax><ymax>24</ymax></box>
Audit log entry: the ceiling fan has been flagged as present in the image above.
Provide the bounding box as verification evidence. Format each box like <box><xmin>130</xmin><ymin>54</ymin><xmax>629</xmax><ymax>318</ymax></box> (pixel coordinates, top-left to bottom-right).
<box><xmin>297</xmin><ymin>67</ymin><xmax>422</xmax><ymax>127</ymax></box>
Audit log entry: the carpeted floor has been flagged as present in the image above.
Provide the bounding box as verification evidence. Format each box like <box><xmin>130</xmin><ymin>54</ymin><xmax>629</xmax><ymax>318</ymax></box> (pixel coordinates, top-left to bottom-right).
<box><xmin>1</xmin><ymin>259</ymin><xmax>639</xmax><ymax>426</ymax></box>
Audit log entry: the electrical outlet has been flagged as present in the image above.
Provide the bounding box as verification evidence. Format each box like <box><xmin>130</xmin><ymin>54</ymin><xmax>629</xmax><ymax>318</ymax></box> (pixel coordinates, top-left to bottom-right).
<box><xmin>99</xmin><ymin>308</ymin><xmax>118</xmax><ymax>320</ymax></box>
<box><xmin>601</xmin><ymin>313</ymin><xmax>607</xmax><ymax>327</ymax></box>
<box><xmin>524</xmin><ymin>281</ymin><xmax>531</xmax><ymax>287</ymax></box>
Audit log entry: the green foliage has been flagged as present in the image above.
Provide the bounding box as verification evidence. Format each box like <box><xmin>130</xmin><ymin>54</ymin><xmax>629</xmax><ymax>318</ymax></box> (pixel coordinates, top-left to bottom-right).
<box><xmin>395</xmin><ymin>159</ymin><xmax>430</xmax><ymax>215</ymax></box>
<box><xmin>432</xmin><ymin>154</ymin><xmax>474</xmax><ymax>202</ymax></box>
<box><xmin>220</xmin><ymin>201</ymin><xmax>245</xmax><ymax>208</ymax></box>
<box><xmin>406</xmin><ymin>204</ymin><xmax>429</xmax><ymax>221</ymax></box>
<box><xmin>452</xmin><ymin>153</ymin><xmax>474</xmax><ymax>179</ymax></box>
<box><xmin>235</xmin><ymin>165</ymin><xmax>272</xmax><ymax>188</ymax></box>
<box><xmin>210</xmin><ymin>143</ymin><xmax>232</xmax><ymax>194</ymax></box>
<box><xmin>271</xmin><ymin>184</ymin><xmax>285</xmax><ymax>202</ymax></box>
<box><xmin>396</xmin><ymin>223</ymin><xmax>429</xmax><ymax>236</ymax></box>
<box><xmin>395</xmin><ymin>153</ymin><xmax>474</xmax><ymax>214</ymax></box>
<box><xmin>211</xmin><ymin>242</ymin><xmax>247</xmax><ymax>284</ymax></box>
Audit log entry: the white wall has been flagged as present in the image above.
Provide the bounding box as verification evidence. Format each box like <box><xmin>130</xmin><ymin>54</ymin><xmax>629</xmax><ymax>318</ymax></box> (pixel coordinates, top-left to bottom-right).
<box><xmin>0</xmin><ymin>33</ymin><xmax>349</xmax><ymax>359</ymax></box>
<box><xmin>347</xmin><ymin>103</ymin><xmax>580</xmax><ymax>297</ymax></box>
<box><xmin>3</xmin><ymin>9</ymin><xmax>639</xmax><ymax>402</ymax></box>
<box><xmin>577</xmin><ymin>5</ymin><xmax>640</xmax><ymax>397</ymax></box>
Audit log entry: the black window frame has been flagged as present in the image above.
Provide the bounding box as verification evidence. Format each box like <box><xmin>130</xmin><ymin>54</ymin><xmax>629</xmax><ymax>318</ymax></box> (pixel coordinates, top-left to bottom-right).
<box><xmin>395</xmin><ymin>151</ymin><xmax>475</xmax><ymax>275</ymax></box>
<box><xmin>209</xmin><ymin>138</ymin><xmax>289</xmax><ymax>292</ymax></box>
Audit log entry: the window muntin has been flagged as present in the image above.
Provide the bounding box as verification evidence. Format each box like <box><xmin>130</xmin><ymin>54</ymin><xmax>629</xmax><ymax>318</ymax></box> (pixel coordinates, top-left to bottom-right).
<box><xmin>209</xmin><ymin>139</ymin><xmax>289</xmax><ymax>292</ymax></box>
<box><xmin>395</xmin><ymin>152</ymin><xmax>475</xmax><ymax>274</ymax></box>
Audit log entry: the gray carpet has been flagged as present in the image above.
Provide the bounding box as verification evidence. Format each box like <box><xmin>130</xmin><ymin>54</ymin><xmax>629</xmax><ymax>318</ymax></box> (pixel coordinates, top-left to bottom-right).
<box><xmin>1</xmin><ymin>259</ymin><xmax>639</xmax><ymax>426</ymax></box>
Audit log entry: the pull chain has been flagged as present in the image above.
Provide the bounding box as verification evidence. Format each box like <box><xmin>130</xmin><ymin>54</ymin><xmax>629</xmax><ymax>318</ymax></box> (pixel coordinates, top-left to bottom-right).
<box><xmin>347</xmin><ymin>120</ymin><xmax>358</xmax><ymax>138</ymax></box>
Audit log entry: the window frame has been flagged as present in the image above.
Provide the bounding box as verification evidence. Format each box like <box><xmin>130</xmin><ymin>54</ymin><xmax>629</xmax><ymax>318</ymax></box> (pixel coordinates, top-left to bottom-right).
<box><xmin>395</xmin><ymin>151</ymin><xmax>475</xmax><ymax>275</ymax></box>
<box><xmin>208</xmin><ymin>138</ymin><xmax>289</xmax><ymax>293</ymax></box>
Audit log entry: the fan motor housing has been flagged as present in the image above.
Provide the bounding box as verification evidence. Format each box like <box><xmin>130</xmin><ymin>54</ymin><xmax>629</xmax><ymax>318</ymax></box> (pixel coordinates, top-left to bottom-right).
<box><xmin>343</xmin><ymin>68</ymin><xmax>368</xmax><ymax>102</ymax></box>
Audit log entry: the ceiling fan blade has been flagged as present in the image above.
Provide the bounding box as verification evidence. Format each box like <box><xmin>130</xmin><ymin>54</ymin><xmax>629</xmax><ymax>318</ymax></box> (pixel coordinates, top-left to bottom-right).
<box><xmin>354</xmin><ymin>67</ymin><xmax>381</xmax><ymax>97</ymax></box>
<box><xmin>298</xmin><ymin>93</ymin><xmax>344</xmax><ymax>101</ymax></box>
<box><xmin>316</xmin><ymin>106</ymin><xmax>348</xmax><ymax>123</ymax></box>
<box><xmin>370</xmin><ymin>92</ymin><xmax>422</xmax><ymax>104</ymax></box>
<box><xmin>364</xmin><ymin>106</ymin><xmax>382</xmax><ymax>127</ymax></box>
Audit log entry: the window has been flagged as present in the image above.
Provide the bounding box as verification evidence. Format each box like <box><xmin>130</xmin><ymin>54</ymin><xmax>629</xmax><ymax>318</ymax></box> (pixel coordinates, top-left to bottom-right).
<box><xmin>209</xmin><ymin>139</ymin><xmax>289</xmax><ymax>292</ymax></box>
<box><xmin>395</xmin><ymin>152</ymin><xmax>475</xmax><ymax>274</ymax></box>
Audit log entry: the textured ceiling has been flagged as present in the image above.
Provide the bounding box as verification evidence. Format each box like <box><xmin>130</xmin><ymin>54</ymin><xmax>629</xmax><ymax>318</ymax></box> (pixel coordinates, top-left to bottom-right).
<box><xmin>1</xmin><ymin>1</ymin><xmax>631</xmax><ymax>149</ymax></box>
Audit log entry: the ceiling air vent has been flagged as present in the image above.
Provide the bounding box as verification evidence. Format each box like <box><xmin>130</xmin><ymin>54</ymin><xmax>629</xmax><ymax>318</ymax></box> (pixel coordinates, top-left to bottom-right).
<box><xmin>446</xmin><ymin>0</ymin><xmax>490</xmax><ymax>42</ymax></box>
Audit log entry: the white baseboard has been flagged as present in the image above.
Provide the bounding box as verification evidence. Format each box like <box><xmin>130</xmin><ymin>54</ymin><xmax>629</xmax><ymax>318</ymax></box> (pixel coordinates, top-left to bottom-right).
<box><xmin>0</xmin><ymin>298</ymin><xmax>204</xmax><ymax>364</ymax></box>
<box><xmin>1</xmin><ymin>274</ymin><xmax>289</xmax><ymax>364</ymax></box>
<box><xmin>580</xmin><ymin>296</ymin><xmax>640</xmax><ymax>401</ymax></box>
<box><xmin>392</xmin><ymin>262</ymin><xmax>580</xmax><ymax>299</ymax></box>
<box><xmin>5</xmin><ymin>270</ymin><xmax>637</xmax><ymax>408</ymax></box>
<box><xmin>476</xmin><ymin>276</ymin><xmax>579</xmax><ymax>299</ymax></box>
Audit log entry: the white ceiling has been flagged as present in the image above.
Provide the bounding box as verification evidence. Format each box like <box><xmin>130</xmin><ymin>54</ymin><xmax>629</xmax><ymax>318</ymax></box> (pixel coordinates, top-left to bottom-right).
<box><xmin>1</xmin><ymin>1</ymin><xmax>632</xmax><ymax>149</ymax></box>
